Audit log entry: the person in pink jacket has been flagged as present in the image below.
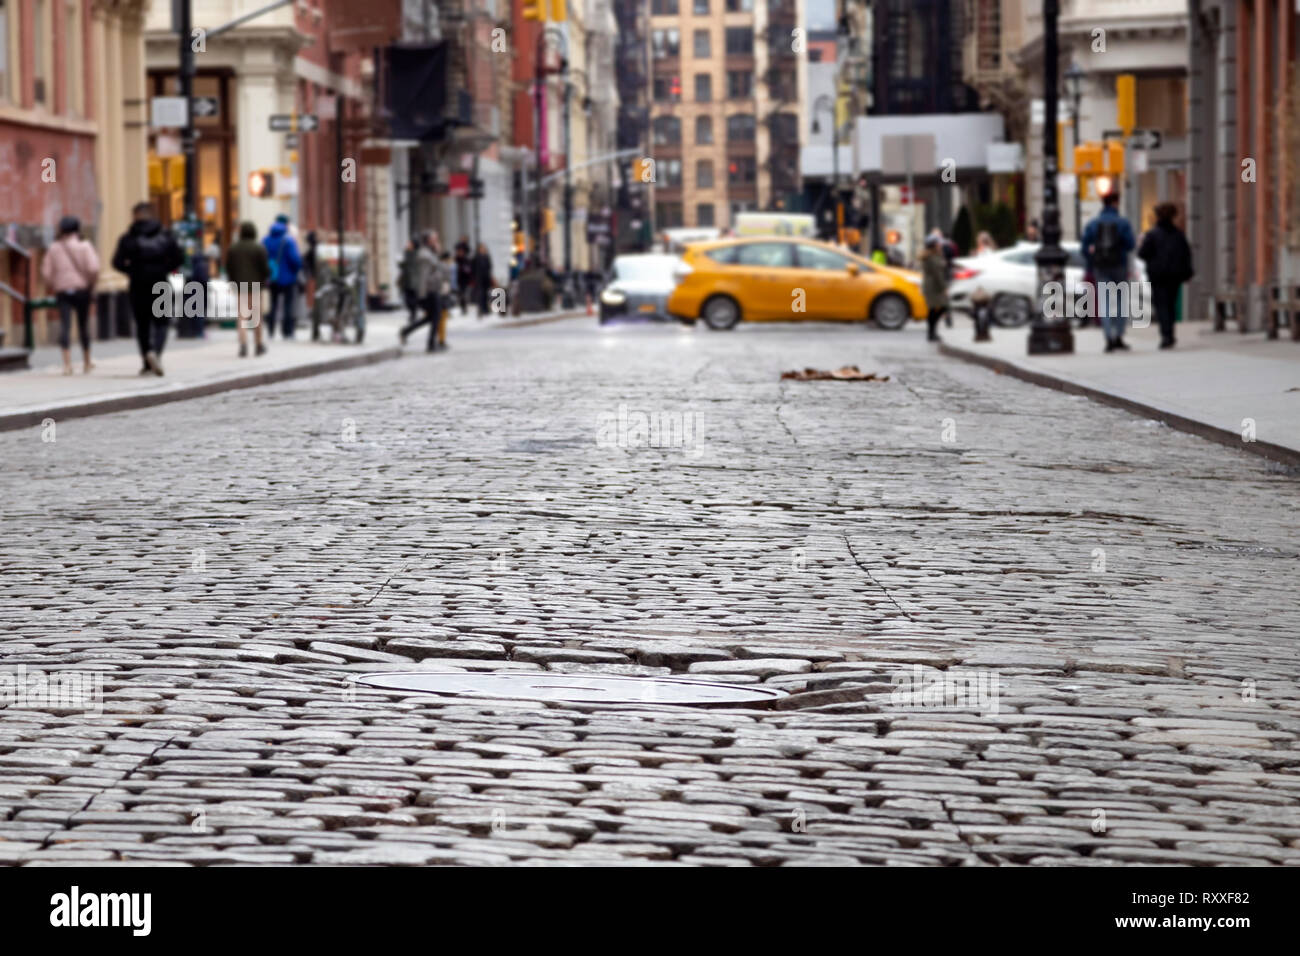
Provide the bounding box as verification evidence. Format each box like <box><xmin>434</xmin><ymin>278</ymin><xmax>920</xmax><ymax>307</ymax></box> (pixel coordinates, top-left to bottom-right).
<box><xmin>41</xmin><ymin>216</ymin><xmax>100</xmax><ymax>374</ymax></box>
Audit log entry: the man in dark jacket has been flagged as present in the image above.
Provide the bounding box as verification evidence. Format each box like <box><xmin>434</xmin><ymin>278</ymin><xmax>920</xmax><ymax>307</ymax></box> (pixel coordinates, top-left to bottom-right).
<box><xmin>1138</xmin><ymin>203</ymin><xmax>1194</xmax><ymax>349</ymax></box>
<box><xmin>1082</xmin><ymin>190</ymin><xmax>1137</xmax><ymax>351</ymax></box>
<box><xmin>262</xmin><ymin>215</ymin><xmax>303</xmax><ymax>339</ymax></box>
<box><xmin>226</xmin><ymin>221</ymin><xmax>271</xmax><ymax>358</ymax></box>
<box><xmin>471</xmin><ymin>243</ymin><xmax>493</xmax><ymax>317</ymax></box>
<box><xmin>454</xmin><ymin>237</ymin><xmax>472</xmax><ymax>313</ymax></box>
<box><xmin>112</xmin><ymin>202</ymin><xmax>183</xmax><ymax>376</ymax></box>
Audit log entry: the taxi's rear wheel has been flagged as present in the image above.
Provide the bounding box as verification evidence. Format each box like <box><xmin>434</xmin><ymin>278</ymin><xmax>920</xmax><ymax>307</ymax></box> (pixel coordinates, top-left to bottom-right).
<box><xmin>702</xmin><ymin>295</ymin><xmax>741</xmax><ymax>331</ymax></box>
<box><xmin>870</xmin><ymin>293</ymin><xmax>910</xmax><ymax>330</ymax></box>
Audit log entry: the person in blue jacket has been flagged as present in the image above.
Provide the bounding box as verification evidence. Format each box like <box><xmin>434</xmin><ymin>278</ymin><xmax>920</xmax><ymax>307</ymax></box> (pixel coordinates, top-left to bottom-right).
<box><xmin>262</xmin><ymin>214</ymin><xmax>303</xmax><ymax>339</ymax></box>
<box><xmin>1081</xmin><ymin>190</ymin><xmax>1137</xmax><ymax>352</ymax></box>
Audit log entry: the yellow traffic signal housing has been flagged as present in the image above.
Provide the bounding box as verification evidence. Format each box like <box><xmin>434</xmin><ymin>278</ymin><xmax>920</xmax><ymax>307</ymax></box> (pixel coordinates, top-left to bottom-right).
<box><xmin>522</xmin><ymin>0</ymin><xmax>544</xmax><ymax>20</ymax></box>
<box><xmin>1115</xmin><ymin>74</ymin><xmax>1136</xmax><ymax>137</ymax></box>
<box><xmin>543</xmin><ymin>208</ymin><xmax>556</xmax><ymax>234</ymax></box>
<box><xmin>1074</xmin><ymin>140</ymin><xmax>1124</xmax><ymax>177</ymax></box>
<box><xmin>550</xmin><ymin>0</ymin><xmax>566</xmax><ymax>20</ymax></box>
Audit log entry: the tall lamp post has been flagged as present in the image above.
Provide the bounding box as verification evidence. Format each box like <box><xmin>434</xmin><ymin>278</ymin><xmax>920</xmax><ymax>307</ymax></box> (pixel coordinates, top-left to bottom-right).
<box><xmin>1064</xmin><ymin>61</ymin><xmax>1085</xmax><ymax>240</ymax></box>
<box><xmin>1027</xmin><ymin>0</ymin><xmax>1075</xmax><ymax>355</ymax></box>
<box><xmin>812</xmin><ymin>95</ymin><xmax>840</xmax><ymax>244</ymax></box>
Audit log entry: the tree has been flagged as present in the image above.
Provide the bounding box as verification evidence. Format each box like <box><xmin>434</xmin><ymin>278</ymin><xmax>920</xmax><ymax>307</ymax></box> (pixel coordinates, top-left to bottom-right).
<box><xmin>951</xmin><ymin>205</ymin><xmax>974</xmax><ymax>256</ymax></box>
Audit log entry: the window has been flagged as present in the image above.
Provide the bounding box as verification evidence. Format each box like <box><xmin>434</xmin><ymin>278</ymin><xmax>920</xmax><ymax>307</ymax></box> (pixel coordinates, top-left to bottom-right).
<box><xmin>797</xmin><ymin>244</ymin><xmax>854</xmax><ymax>271</ymax></box>
<box><xmin>693</xmin><ymin>0</ymin><xmax>709</xmax><ymax>12</ymax></box>
<box><xmin>725</xmin><ymin>0</ymin><xmax>753</xmax><ymax>10</ymax></box>
<box><xmin>652</xmin><ymin>115</ymin><xmax>681</xmax><ymax>146</ymax></box>
<box><xmin>726</xmin><ymin>113</ymin><xmax>755</xmax><ymax>142</ymax></box>
<box><xmin>662</xmin><ymin>158</ymin><xmax>683</xmax><ymax>187</ymax></box>
<box><xmin>656</xmin><ymin>202</ymin><xmax>684</xmax><ymax>228</ymax></box>
<box><xmin>33</xmin><ymin>0</ymin><xmax>50</xmax><ymax>106</ymax></box>
<box><xmin>651</xmin><ymin>0</ymin><xmax>679</xmax><ymax>13</ymax></box>
<box><xmin>63</xmin><ymin>0</ymin><xmax>82</xmax><ymax>116</ymax></box>
<box><xmin>736</xmin><ymin>242</ymin><xmax>793</xmax><ymax>268</ymax></box>
<box><xmin>726</xmin><ymin>71</ymin><xmax>752</xmax><ymax>99</ymax></box>
<box><xmin>727</xmin><ymin>156</ymin><xmax>756</xmax><ymax>184</ymax></box>
<box><xmin>652</xmin><ymin>29</ymin><xmax>680</xmax><ymax>60</ymax></box>
<box><xmin>769</xmin><ymin>112</ymin><xmax>798</xmax><ymax>142</ymax></box>
<box><xmin>693</xmin><ymin>29</ymin><xmax>710</xmax><ymax>58</ymax></box>
<box><xmin>725</xmin><ymin>27</ymin><xmax>753</xmax><ymax>56</ymax></box>
<box><xmin>705</xmin><ymin>245</ymin><xmax>737</xmax><ymax>264</ymax></box>
<box><xmin>695</xmin><ymin>115</ymin><xmax>713</xmax><ymax>144</ymax></box>
<box><xmin>694</xmin><ymin>73</ymin><xmax>711</xmax><ymax>103</ymax></box>
<box><xmin>697</xmin><ymin>203</ymin><xmax>715</xmax><ymax>227</ymax></box>
<box><xmin>696</xmin><ymin>160</ymin><xmax>714</xmax><ymax>189</ymax></box>
<box><xmin>652</xmin><ymin>76</ymin><xmax>681</xmax><ymax>103</ymax></box>
<box><xmin>0</xmin><ymin>0</ymin><xmax>13</xmax><ymax>102</ymax></box>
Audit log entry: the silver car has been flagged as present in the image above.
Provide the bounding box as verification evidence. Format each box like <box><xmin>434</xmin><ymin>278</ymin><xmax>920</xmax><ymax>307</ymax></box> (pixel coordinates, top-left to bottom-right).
<box><xmin>598</xmin><ymin>254</ymin><xmax>681</xmax><ymax>323</ymax></box>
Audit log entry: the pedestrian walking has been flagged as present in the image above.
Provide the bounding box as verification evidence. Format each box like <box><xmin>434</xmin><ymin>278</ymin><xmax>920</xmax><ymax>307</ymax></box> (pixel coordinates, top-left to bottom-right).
<box><xmin>1138</xmin><ymin>202</ymin><xmax>1195</xmax><ymax>349</ymax></box>
<box><xmin>929</xmin><ymin>228</ymin><xmax>957</xmax><ymax>326</ymax></box>
<box><xmin>41</xmin><ymin>216</ymin><xmax>100</xmax><ymax>375</ymax></box>
<box><xmin>397</xmin><ymin>239</ymin><xmax>419</xmax><ymax>324</ymax></box>
<box><xmin>262</xmin><ymin>214</ymin><xmax>302</xmax><ymax>340</ymax></box>
<box><xmin>225</xmin><ymin>221</ymin><xmax>270</xmax><ymax>358</ymax></box>
<box><xmin>472</xmin><ymin>242</ymin><xmax>493</xmax><ymax>318</ymax></box>
<box><xmin>1082</xmin><ymin>189</ymin><xmax>1137</xmax><ymax>352</ymax></box>
<box><xmin>920</xmin><ymin>235</ymin><xmax>949</xmax><ymax>343</ymax></box>
<box><xmin>111</xmin><ymin>201</ymin><xmax>183</xmax><ymax>376</ymax></box>
<box><xmin>974</xmin><ymin>231</ymin><xmax>998</xmax><ymax>256</ymax></box>
<box><xmin>454</xmin><ymin>236</ymin><xmax>473</xmax><ymax>314</ymax></box>
<box><xmin>398</xmin><ymin>232</ymin><xmax>449</xmax><ymax>352</ymax></box>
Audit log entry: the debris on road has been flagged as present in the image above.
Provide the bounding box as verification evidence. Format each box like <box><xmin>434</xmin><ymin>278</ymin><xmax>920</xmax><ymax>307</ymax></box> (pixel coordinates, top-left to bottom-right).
<box><xmin>781</xmin><ymin>365</ymin><xmax>890</xmax><ymax>382</ymax></box>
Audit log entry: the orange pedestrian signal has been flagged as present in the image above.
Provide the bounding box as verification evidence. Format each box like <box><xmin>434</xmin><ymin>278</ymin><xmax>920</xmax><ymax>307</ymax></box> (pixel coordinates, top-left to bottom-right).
<box><xmin>248</xmin><ymin>169</ymin><xmax>274</xmax><ymax>197</ymax></box>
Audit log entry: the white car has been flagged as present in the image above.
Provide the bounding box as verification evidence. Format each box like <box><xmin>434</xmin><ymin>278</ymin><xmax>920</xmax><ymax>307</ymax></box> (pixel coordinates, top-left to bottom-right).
<box><xmin>948</xmin><ymin>241</ymin><xmax>1150</xmax><ymax>327</ymax></box>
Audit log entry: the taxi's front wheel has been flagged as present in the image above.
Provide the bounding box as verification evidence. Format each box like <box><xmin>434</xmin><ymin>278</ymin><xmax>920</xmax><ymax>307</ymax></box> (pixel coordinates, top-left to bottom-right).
<box><xmin>702</xmin><ymin>295</ymin><xmax>741</xmax><ymax>331</ymax></box>
<box><xmin>870</xmin><ymin>293</ymin><xmax>911</xmax><ymax>330</ymax></box>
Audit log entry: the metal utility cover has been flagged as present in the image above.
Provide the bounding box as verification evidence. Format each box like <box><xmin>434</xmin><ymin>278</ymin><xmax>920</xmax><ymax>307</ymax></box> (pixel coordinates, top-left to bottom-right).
<box><xmin>354</xmin><ymin>672</ymin><xmax>787</xmax><ymax>707</ymax></box>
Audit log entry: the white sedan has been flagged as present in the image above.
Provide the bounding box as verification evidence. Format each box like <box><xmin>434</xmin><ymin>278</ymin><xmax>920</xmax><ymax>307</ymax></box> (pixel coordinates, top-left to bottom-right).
<box><xmin>948</xmin><ymin>241</ymin><xmax>1150</xmax><ymax>327</ymax></box>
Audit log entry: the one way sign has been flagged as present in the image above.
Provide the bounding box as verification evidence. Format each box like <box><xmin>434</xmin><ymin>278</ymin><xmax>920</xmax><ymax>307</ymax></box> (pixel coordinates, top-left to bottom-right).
<box><xmin>192</xmin><ymin>96</ymin><xmax>218</xmax><ymax>118</ymax></box>
<box><xmin>268</xmin><ymin>114</ymin><xmax>319</xmax><ymax>133</ymax></box>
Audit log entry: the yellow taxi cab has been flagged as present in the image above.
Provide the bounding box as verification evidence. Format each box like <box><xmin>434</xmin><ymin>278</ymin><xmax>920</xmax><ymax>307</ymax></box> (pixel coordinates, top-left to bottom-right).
<box><xmin>666</xmin><ymin>237</ymin><xmax>927</xmax><ymax>330</ymax></box>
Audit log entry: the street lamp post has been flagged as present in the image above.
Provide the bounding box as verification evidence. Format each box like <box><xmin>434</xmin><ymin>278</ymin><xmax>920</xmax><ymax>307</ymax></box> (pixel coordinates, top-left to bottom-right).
<box><xmin>1064</xmin><ymin>61</ymin><xmax>1085</xmax><ymax>240</ymax></box>
<box><xmin>1028</xmin><ymin>0</ymin><xmax>1075</xmax><ymax>355</ymax></box>
<box><xmin>812</xmin><ymin>95</ymin><xmax>839</xmax><ymax>244</ymax></box>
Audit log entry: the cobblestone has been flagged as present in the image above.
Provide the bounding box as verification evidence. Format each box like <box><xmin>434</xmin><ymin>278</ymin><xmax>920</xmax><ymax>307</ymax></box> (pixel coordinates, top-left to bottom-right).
<box><xmin>2</xmin><ymin>321</ymin><xmax>1298</xmax><ymax>865</ymax></box>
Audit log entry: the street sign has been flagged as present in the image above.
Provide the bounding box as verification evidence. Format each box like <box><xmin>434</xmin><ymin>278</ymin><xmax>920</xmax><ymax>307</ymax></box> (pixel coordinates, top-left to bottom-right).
<box><xmin>880</xmin><ymin>134</ymin><xmax>935</xmax><ymax>177</ymax></box>
<box><xmin>268</xmin><ymin>114</ymin><xmax>319</xmax><ymax>133</ymax></box>
<box><xmin>191</xmin><ymin>96</ymin><xmax>218</xmax><ymax>119</ymax></box>
<box><xmin>1132</xmin><ymin>129</ymin><xmax>1162</xmax><ymax>150</ymax></box>
<box><xmin>151</xmin><ymin>95</ymin><xmax>188</xmax><ymax>128</ymax></box>
<box><xmin>285</xmin><ymin>133</ymin><xmax>300</xmax><ymax>149</ymax></box>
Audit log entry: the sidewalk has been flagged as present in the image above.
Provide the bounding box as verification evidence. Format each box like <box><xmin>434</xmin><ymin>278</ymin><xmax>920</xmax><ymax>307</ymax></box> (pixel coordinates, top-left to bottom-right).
<box><xmin>940</xmin><ymin>318</ymin><xmax>1300</xmax><ymax>467</ymax></box>
<box><xmin>0</xmin><ymin>313</ymin><xmax>404</xmax><ymax>433</ymax></box>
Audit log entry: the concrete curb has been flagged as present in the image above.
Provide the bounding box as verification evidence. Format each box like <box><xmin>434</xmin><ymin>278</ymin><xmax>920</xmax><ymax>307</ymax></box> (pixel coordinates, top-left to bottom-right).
<box><xmin>0</xmin><ymin>345</ymin><xmax>403</xmax><ymax>434</ymax></box>
<box><xmin>494</xmin><ymin>310</ymin><xmax>588</xmax><ymax>329</ymax></box>
<box><xmin>938</xmin><ymin>341</ymin><xmax>1300</xmax><ymax>470</ymax></box>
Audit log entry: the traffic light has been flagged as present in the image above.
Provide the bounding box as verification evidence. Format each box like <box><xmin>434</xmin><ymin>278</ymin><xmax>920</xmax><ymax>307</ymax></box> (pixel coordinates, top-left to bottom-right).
<box><xmin>247</xmin><ymin>169</ymin><xmax>274</xmax><ymax>197</ymax></box>
<box><xmin>522</xmin><ymin>0</ymin><xmax>544</xmax><ymax>20</ymax></box>
<box><xmin>1115</xmin><ymin>73</ymin><xmax>1136</xmax><ymax>137</ymax></box>
<box><xmin>550</xmin><ymin>0</ymin><xmax>566</xmax><ymax>20</ymax></box>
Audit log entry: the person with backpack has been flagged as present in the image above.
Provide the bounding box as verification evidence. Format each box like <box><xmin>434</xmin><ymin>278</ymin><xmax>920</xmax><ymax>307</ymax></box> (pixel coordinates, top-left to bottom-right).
<box><xmin>225</xmin><ymin>221</ymin><xmax>270</xmax><ymax>358</ymax></box>
<box><xmin>1138</xmin><ymin>202</ymin><xmax>1195</xmax><ymax>349</ymax></box>
<box><xmin>41</xmin><ymin>216</ymin><xmax>100</xmax><ymax>375</ymax></box>
<box><xmin>919</xmin><ymin>235</ymin><xmax>949</xmax><ymax>343</ymax></box>
<box><xmin>1081</xmin><ymin>189</ymin><xmax>1137</xmax><ymax>352</ymax></box>
<box><xmin>111</xmin><ymin>201</ymin><xmax>184</xmax><ymax>376</ymax></box>
<box><xmin>262</xmin><ymin>214</ymin><xmax>303</xmax><ymax>340</ymax></box>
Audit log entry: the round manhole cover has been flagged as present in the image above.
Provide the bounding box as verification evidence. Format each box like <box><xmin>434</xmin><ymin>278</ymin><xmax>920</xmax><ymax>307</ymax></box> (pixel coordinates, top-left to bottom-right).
<box><xmin>353</xmin><ymin>672</ymin><xmax>786</xmax><ymax>707</ymax></box>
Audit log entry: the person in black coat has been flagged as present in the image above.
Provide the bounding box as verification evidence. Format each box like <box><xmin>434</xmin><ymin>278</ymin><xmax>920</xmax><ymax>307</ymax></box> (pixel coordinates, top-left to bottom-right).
<box><xmin>471</xmin><ymin>243</ymin><xmax>493</xmax><ymax>317</ymax></box>
<box><xmin>1137</xmin><ymin>203</ymin><xmax>1194</xmax><ymax>349</ymax></box>
<box><xmin>112</xmin><ymin>202</ymin><xmax>184</xmax><ymax>376</ymax></box>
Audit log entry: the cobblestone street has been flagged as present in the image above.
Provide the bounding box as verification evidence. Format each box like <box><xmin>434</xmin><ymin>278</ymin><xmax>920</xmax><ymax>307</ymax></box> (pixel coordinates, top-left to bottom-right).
<box><xmin>3</xmin><ymin>319</ymin><xmax>1299</xmax><ymax>866</ymax></box>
